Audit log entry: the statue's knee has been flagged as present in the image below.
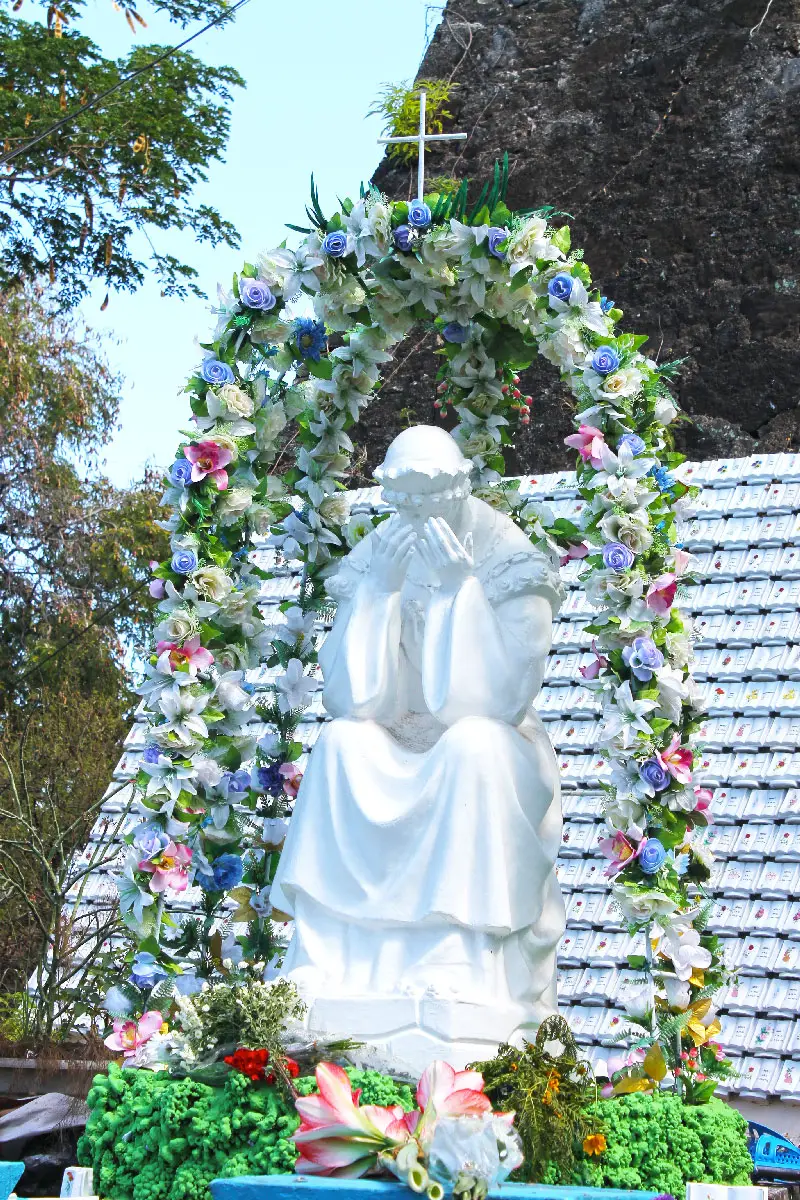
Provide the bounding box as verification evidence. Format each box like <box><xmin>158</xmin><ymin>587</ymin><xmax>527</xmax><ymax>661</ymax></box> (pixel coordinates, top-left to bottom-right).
<box><xmin>320</xmin><ymin>718</ymin><xmax>362</xmax><ymax>754</ymax></box>
<box><xmin>440</xmin><ymin>716</ymin><xmax>502</xmax><ymax>759</ymax></box>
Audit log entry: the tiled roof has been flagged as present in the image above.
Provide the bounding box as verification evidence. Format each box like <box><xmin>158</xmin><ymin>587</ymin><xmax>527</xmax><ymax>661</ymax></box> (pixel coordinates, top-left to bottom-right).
<box><xmin>80</xmin><ymin>451</ymin><xmax>800</xmax><ymax>1103</ymax></box>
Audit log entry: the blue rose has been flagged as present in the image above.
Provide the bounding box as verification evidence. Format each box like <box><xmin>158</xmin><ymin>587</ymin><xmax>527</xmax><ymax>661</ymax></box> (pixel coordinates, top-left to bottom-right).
<box><xmin>547</xmin><ymin>273</ymin><xmax>575</xmax><ymax>303</ymax></box>
<box><xmin>442</xmin><ymin>322</ymin><xmax>468</xmax><ymax>344</ymax></box>
<box><xmin>322</xmin><ymin>230</ymin><xmax>349</xmax><ymax>258</ymax></box>
<box><xmin>393</xmin><ymin>225</ymin><xmax>414</xmax><ymax>252</ymax></box>
<box><xmin>170</xmin><ymin>458</ymin><xmax>193</xmax><ymax>488</ymax></box>
<box><xmin>487</xmin><ymin>227</ymin><xmax>508</xmax><ymax>259</ymax></box>
<box><xmin>639</xmin><ymin>838</ymin><xmax>667</xmax><ymax>875</ymax></box>
<box><xmin>129</xmin><ymin>951</ymin><xmax>168</xmax><ymax>990</ymax></box>
<box><xmin>591</xmin><ymin>346</ymin><xmax>621</xmax><ymax>376</ymax></box>
<box><xmin>238</xmin><ymin>277</ymin><xmax>276</xmax><ymax>311</ymax></box>
<box><xmin>622</xmin><ymin>636</ymin><xmax>664</xmax><ymax>682</ymax></box>
<box><xmin>639</xmin><ymin>757</ymin><xmax>670</xmax><ymax>792</ymax></box>
<box><xmin>619</xmin><ymin>433</ymin><xmax>646</xmax><ymax>456</ymax></box>
<box><xmin>254</xmin><ymin>763</ymin><xmax>283</xmax><ymax>796</ymax></box>
<box><xmin>651</xmin><ymin>465</ymin><xmax>675</xmax><ymax>493</ymax></box>
<box><xmin>222</xmin><ymin>769</ymin><xmax>250</xmax><ymax>794</ymax></box>
<box><xmin>142</xmin><ymin>744</ymin><xmax>162</xmax><ymax>765</ymax></box>
<box><xmin>407</xmin><ymin>200</ymin><xmax>432</xmax><ymax>229</ymax></box>
<box><xmin>601</xmin><ymin>541</ymin><xmax>635</xmax><ymax>572</ymax></box>
<box><xmin>293</xmin><ymin>317</ymin><xmax>327</xmax><ymax>362</ymax></box>
<box><xmin>198</xmin><ymin>853</ymin><xmax>243</xmax><ymax>892</ymax></box>
<box><xmin>600</xmin><ymin>295</ymin><xmax>615</xmax><ymax>314</ymax></box>
<box><xmin>200</xmin><ymin>358</ymin><xmax>235</xmax><ymax>386</ymax></box>
<box><xmin>134</xmin><ymin>827</ymin><xmax>171</xmax><ymax>861</ymax></box>
<box><xmin>171</xmin><ymin>548</ymin><xmax>198</xmax><ymax>575</ymax></box>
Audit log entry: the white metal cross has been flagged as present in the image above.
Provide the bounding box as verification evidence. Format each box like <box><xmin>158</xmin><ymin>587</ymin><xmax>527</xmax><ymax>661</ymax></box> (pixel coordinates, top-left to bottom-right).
<box><xmin>377</xmin><ymin>89</ymin><xmax>467</xmax><ymax>203</ymax></box>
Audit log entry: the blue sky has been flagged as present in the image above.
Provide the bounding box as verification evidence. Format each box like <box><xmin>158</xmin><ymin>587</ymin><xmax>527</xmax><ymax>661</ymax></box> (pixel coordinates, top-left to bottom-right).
<box><xmin>87</xmin><ymin>0</ymin><xmax>443</xmax><ymax>487</ymax></box>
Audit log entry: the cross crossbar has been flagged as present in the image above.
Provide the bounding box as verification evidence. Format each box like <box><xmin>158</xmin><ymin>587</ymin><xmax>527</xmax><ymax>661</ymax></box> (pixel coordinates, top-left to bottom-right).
<box><xmin>377</xmin><ymin>89</ymin><xmax>467</xmax><ymax>203</ymax></box>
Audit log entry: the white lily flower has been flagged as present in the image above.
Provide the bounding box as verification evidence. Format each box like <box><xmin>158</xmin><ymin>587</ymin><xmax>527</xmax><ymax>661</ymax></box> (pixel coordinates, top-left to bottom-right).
<box><xmin>547</xmin><ymin>277</ymin><xmax>609</xmax><ymax>333</ymax></box>
<box><xmin>215</xmin><ymin>670</ymin><xmax>251</xmax><ymax>712</ymax></box>
<box><xmin>141</xmin><ymin>755</ymin><xmax>198</xmax><ymax>802</ymax></box>
<box><xmin>273</xmin><ymin>606</ymin><xmax>316</xmax><ymax>652</ymax></box>
<box><xmin>158</xmin><ymin>685</ymin><xmax>211</xmax><ymax>744</ymax></box>
<box><xmin>653</xmin><ymin>664</ymin><xmax>689</xmax><ymax>726</ymax></box>
<box><xmin>601</xmin><ymin>680</ymin><xmax>657</xmax><ymax>748</ymax></box>
<box><xmin>659</xmin><ymin>921</ymin><xmax>713</xmax><ymax>982</ymax></box>
<box><xmin>275</xmin><ymin>658</ymin><xmax>318</xmax><ymax>714</ymax></box>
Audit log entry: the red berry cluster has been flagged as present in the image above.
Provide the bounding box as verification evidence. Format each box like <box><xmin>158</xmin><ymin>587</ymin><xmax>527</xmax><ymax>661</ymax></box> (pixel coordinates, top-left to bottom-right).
<box><xmin>224</xmin><ymin>1046</ymin><xmax>300</xmax><ymax>1083</ymax></box>
<box><xmin>501</xmin><ymin>374</ymin><xmax>533</xmax><ymax>425</ymax></box>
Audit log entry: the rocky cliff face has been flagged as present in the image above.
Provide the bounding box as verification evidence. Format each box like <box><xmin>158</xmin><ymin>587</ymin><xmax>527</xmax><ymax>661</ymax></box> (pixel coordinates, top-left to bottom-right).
<box><xmin>355</xmin><ymin>0</ymin><xmax>800</xmax><ymax>476</ymax></box>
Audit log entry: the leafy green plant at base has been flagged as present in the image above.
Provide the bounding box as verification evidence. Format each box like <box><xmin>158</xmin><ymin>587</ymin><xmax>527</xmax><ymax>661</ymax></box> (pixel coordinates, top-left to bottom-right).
<box><xmin>368</xmin><ymin>80</ymin><xmax>458</xmax><ymax>164</ymax></box>
<box><xmin>78</xmin><ymin>1064</ymin><xmax>414</xmax><ymax>1200</ymax></box>
<box><xmin>470</xmin><ymin>1015</ymin><xmax>601</xmax><ymax>1184</ymax></box>
<box><xmin>573</xmin><ymin>1094</ymin><xmax>752</xmax><ymax>1193</ymax></box>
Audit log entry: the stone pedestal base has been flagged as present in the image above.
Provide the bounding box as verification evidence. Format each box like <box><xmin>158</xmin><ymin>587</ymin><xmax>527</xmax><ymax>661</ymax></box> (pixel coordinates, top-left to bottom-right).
<box><xmin>301</xmin><ymin>991</ymin><xmax>543</xmax><ymax>1076</ymax></box>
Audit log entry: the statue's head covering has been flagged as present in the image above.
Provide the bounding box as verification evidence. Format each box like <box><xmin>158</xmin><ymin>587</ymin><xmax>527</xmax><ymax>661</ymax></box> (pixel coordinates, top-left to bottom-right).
<box><xmin>375</xmin><ymin>426</ymin><xmax>472</xmax><ymax>499</ymax></box>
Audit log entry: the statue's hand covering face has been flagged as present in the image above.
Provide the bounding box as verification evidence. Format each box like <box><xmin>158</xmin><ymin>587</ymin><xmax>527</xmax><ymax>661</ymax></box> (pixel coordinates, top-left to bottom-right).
<box><xmin>271</xmin><ymin>426</ymin><xmax>566</xmax><ymax>1073</ymax></box>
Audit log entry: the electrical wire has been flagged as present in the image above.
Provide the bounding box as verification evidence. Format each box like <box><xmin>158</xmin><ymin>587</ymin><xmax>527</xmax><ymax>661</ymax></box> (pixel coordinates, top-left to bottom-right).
<box><xmin>0</xmin><ymin>0</ymin><xmax>253</xmax><ymax>170</ymax></box>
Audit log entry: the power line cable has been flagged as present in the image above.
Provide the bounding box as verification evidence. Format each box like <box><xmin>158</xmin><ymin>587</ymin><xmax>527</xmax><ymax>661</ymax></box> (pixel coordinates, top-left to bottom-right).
<box><xmin>0</xmin><ymin>0</ymin><xmax>252</xmax><ymax>170</ymax></box>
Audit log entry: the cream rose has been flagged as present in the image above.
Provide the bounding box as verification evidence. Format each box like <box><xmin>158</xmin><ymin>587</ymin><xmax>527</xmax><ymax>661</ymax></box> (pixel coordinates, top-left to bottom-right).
<box><xmin>602</xmin><ymin>366</ymin><xmax>645</xmax><ymax>397</ymax></box>
<box><xmin>155</xmin><ymin>608</ymin><xmax>196</xmax><ymax>642</ymax></box>
<box><xmin>191</xmin><ymin>565</ymin><xmax>233</xmax><ymax>603</ymax></box>
<box><xmin>215</xmin><ymin>383</ymin><xmax>254</xmax><ymax>419</ymax></box>
<box><xmin>217</xmin><ymin>487</ymin><xmax>255</xmax><ymax>526</ymax></box>
<box><xmin>600</xmin><ymin>510</ymin><xmax>653</xmax><ymax>555</ymax></box>
<box><xmin>319</xmin><ymin>494</ymin><xmax>350</xmax><ymax>525</ymax></box>
<box><xmin>505</xmin><ymin>216</ymin><xmax>560</xmax><ymax>275</ymax></box>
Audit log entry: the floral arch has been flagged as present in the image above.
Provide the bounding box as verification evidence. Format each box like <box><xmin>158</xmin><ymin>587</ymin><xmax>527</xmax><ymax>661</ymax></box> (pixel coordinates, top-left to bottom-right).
<box><xmin>117</xmin><ymin>166</ymin><xmax>726</xmax><ymax>1081</ymax></box>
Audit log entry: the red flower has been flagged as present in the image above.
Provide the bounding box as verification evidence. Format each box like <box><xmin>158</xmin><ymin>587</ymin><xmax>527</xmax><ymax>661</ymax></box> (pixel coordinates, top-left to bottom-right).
<box><xmin>225</xmin><ymin>1047</ymin><xmax>270</xmax><ymax>1081</ymax></box>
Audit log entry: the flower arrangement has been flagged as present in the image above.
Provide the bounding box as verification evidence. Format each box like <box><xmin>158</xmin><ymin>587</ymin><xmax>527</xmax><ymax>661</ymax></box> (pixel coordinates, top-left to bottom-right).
<box><xmin>111</xmin><ymin>157</ymin><xmax>725</xmax><ymax>1090</ymax></box>
<box><xmin>293</xmin><ymin>1059</ymin><xmax>522</xmax><ymax>1199</ymax></box>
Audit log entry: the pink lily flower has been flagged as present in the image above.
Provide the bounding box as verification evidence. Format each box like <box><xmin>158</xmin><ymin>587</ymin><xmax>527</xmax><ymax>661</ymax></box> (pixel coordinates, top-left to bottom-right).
<box><xmin>657</xmin><ymin>734</ymin><xmax>693</xmax><ymax>785</ymax></box>
<box><xmin>293</xmin><ymin>1062</ymin><xmax>410</xmax><ymax>1177</ymax></box>
<box><xmin>104</xmin><ymin>1010</ymin><xmax>163</xmax><ymax>1057</ymax></box>
<box><xmin>156</xmin><ymin>635</ymin><xmax>214</xmax><ymax>678</ymax></box>
<box><xmin>408</xmin><ymin>1060</ymin><xmax>493</xmax><ymax>1147</ymax></box>
<box><xmin>580</xmin><ymin>640</ymin><xmax>608</xmax><ymax>681</ymax></box>
<box><xmin>279</xmin><ymin>762</ymin><xmax>303</xmax><ymax>799</ymax></box>
<box><xmin>646</xmin><ymin>573</ymin><xmax>677</xmax><ymax>614</ymax></box>
<box><xmin>139</xmin><ymin>841</ymin><xmax>192</xmax><ymax>893</ymax></box>
<box><xmin>185</xmin><ymin>440</ymin><xmax>233</xmax><ymax>490</ymax></box>
<box><xmin>564</xmin><ymin>424</ymin><xmax>606</xmax><ymax>469</ymax></box>
<box><xmin>599</xmin><ymin>830</ymin><xmax>642</xmax><ymax>877</ymax></box>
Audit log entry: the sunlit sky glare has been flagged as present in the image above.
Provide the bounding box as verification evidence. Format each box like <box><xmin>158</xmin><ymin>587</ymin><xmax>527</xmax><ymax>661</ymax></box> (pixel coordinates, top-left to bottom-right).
<box><xmin>82</xmin><ymin>0</ymin><xmax>443</xmax><ymax>487</ymax></box>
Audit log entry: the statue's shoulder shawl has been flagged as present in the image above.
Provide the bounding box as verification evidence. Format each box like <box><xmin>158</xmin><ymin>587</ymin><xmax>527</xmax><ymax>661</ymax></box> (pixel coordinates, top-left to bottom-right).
<box><xmin>324</xmin><ymin>531</ymin><xmax>373</xmax><ymax>603</ymax></box>
<box><xmin>475</xmin><ymin>501</ymin><xmax>565</xmax><ymax>616</ymax></box>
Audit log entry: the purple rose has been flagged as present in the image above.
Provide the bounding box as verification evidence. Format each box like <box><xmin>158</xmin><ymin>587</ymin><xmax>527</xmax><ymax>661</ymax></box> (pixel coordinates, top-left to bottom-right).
<box><xmin>171</xmin><ymin>548</ymin><xmax>198</xmax><ymax>575</ymax></box>
<box><xmin>622</xmin><ymin>636</ymin><xmax>664</xmax><ymax>682</ymax></box>
<box><xmin>200</xmin><ymin>358</ymin><xmax>235</xmax><ymax>386</ymax></box>
<box><xmin>442</xmin><ymin>322</ymin><xmax>468</xmax><ymax>344</ymax></box>
<box><xmin>591</xmin><ymin>346</ymin><xmax>621</xmax><ymax>375</ymax></box>
<box><xmin>639</xmin><ymin>758</ymin><xmax>670</xmax><ymax>792</ymax></box>
<box><xmin>487</xmin><ymin>227</ymin><xmax>508</xmax><ymax>259</ymax></box>
<box><xmin>548</xmin><ymin>273</ymin><xmax>574</xmax><ymax>302</ymax></box>
<box><xmin>619</xmin><ymin>433</ymin><xmax>646</xmax><ymax>455</ymax></box>
<box><xmin>602</xmin><ymin>541</ymin><xmax>635</xmax><ymax>572</ymax></box>
<box><xmin>239</xmin><ymin>277</ymin><xmax>276</xmax><ymax>311</ymax></box>
<box><xmin>254</xmin><ymin>763</ymin><xmax>283</xmax><ymax>796</ymax></box>
<box><xmin>221</xmin><ymin>769</ymin><xmax>250</xmax><ymax>794</ymax></box>
<box><xmin>142</xmin><ymin>745</ymin><xmax>162</xmax><ymax>765</ymax></box>
<box><xmin>639</xmin><ymin>838</ymin><xmax>667</xmax><ymax>874</ymax></box>
<box><xmin>407</xmin><ymin>199</ymin><xmax>431</xmax><ymax>229</ymax></box>
<box><xmin>134</xmin><ymin>827</ymin><xmax>171</xmax><ymax>862</ymax></box>
<box><xmin>170</xmin><ymin>458</ymin><xmax>193</xmax><ymax>488</ymax></box>
<box><xmin>149</xmin><ymin>579</ymin><xmax>166</xmax><ymax>599</ymax></box>
<box><xmin>322</xmin><ymin>230</ymin><xmax>349</xmax><ymax>258</ymax></box>
<box><xmin>393</xmin><ymin>224</ymin><xmax>414</xmax><ymax>252</ymax></box>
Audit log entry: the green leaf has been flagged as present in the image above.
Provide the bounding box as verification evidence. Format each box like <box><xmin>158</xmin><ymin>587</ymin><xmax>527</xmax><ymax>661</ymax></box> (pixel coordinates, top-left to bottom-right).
<box><xmin>552</xmin><ymin>225</ymin><xmax>571</xmax><ymax>255</ymax></box>
<box><xmin>306</xmin><ymin>357</ymin><xmax>333</xmax><ymax>380</ymax></box>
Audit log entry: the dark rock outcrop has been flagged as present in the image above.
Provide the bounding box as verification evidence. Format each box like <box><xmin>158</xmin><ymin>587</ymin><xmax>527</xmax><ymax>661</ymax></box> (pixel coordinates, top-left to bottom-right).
<box><xmin>355</xmin><ymin>0</ymin><xmax>800</xmax><ymax>476</ymax></box>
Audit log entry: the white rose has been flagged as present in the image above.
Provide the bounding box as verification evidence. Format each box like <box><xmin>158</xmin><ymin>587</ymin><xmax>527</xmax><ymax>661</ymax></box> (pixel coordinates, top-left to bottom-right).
<box><xmin>319</xmin><ymin>494</ymin><xmax>350</xmax><ymax>525</ymax></box>
<box><xmin>505</xmin><ymin>216</ymin><xmax>560</xmax><ymax>275</ymax></box>
<box><xmin>602</xmin><ymin>366</ymin><xmax>645</xmax><ymax>397</ymax></box>
<box><xmin>191</xmin><ymin>566</ymin><xmax>233</xmax><ymax>603</ymax></box>
<box><xmin>662</xmin><ymin>974</ymin><xmax>691</xmax><ymax>1010</ymax></box>
<box><xmin>247</xmin><ymin>505</ymin><xmax>276</xmax><ymax>536</ymax></box>
<box><xmin>344</xmin><ymin>514</ymin><xmax>374</xmax><ymax>548</ymax></box>
<box><xmin>217</xmin><ymin>487</ymin><xmax>255</xmax><ymax>526</ymax></box>
<box><xmin>155</xmin><ymin>608</ymin><xmax>196</xmax><ymax>642</ymax></box>
<box><xmin>599</xmin><ymin>510</ymin><xmax>653</xmax><ymax>555</ymax></box>
<box><xmin>215</xmin><ymin>383</ymin><xmax>254</xmax><ymax>418</ymax></box>
<box><xmin>655</xmin><ymin>395</ymin><xmax>678</xmax><ymax>424</ymax></box>
<box><xmin>254</xmin><ymin>402</ymin><xmax>287</xmax><ymax>454</ymax></box>
<box><xmin>193</xmin><ymin>757</ymin><xmax>225</xmax><ymax>789</ymax></box>
<box><xmin>366</xmin><ymin>200</ymin><xmax>391</xmax><ymax>251</ymax></box>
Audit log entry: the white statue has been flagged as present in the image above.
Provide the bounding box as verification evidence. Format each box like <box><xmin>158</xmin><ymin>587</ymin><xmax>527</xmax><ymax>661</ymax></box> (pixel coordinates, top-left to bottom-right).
<box><xmin>272</xmin><ymin>426</ymin><xmax>565</xmax><ymax>1072</ymax></box>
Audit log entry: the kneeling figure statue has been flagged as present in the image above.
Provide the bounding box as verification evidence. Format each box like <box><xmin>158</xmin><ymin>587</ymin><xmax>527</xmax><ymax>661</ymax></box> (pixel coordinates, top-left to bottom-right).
<box><xmin>272</xmin><ymin>425</ymin><xmax>565</xmax><ymax>1072</ymax></box>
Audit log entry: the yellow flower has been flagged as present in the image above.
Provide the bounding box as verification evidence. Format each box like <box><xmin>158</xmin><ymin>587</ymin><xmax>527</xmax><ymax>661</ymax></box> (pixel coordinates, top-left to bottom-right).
<box><xmin>583</xmin><ymin>1133</ymin><xmax>607</xmax><ymax>1156</ymax></box>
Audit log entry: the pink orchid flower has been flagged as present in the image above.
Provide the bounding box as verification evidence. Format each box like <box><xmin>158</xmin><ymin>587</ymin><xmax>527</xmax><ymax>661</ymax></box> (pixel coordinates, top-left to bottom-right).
<box><xmin>156</xmin><ymin>634</ymin><xmax>214</xmax><ymax>678</ymax></box>
<box><xmin>599</xmin><ymin>831</ymin><xmax>642</xmax><ymax>877</ymax></box>
<box><xmin>693</xmin><ymin>786</ymin><xmax>713</xmax><ymax>819</ymax></box>
<box><xmin>104</xmin><ymin>1010</ymin><xmax>163</xmax><ymax>1057</ymax></box>
<box><xmin>560</xmin><ymin>541</ymin><xmax>591</xmax><ymax>567</ymax></box>
<box><xmin>580</xmin><ymin>640</ymin><xmax>608</xmax><ymax>681</ymax></box>
<box><xmin>564</xmin><ymin>424</ymin><xmax>606</xmax><ymax>469</ymax></box>
<box><xmin>293</xmin><ymin>1062</ymin><xmax>410</xmax><ymax>1177</ymax></box>
<box><xmin>139</xmin><ymin>841</ymin><xmax>192</xmax><ymax>893</ymax></box>
<box><xmin>672</xmin><ymin>548</ymin><xmax>691</xmax><ymax>576</ymax></box>
<box><xmin>279</xmin><ymin>762</ymin><xmax>303</xmax><ymax>799</ymax></box>
<box><xmin>657</xmin><ymin>734</ymin><xmax>693</xmax><ymax>785</ymax></box>
<box><xmin>646</xmin><ymin>573</ymin><xmax>677</xmax><ymax>614</ymax></box>
<box><xmin>185</xmin><ymin>440</ymin><xmax>233</xmax><ymax>490</ymax></box>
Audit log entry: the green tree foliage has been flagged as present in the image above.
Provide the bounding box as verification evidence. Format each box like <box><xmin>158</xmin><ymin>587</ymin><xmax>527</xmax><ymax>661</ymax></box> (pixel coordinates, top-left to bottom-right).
<box><xmin>368</xmin><ymin>78</ymin><xmax>457</xmax><ymax>164</ymax></box>
<box><xmin>0</xmin><ymin>0</ymin><xmax>244</xmax><ymax>305</ymax></box>
<box><xmin>0</xmin><ymin>283</ymin><xmax>167</xmax><ymax>1010</ymax></box>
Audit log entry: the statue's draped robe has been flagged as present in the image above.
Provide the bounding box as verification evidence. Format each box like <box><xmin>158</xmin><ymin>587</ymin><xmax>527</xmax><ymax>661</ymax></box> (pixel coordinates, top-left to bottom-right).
<box><xmin>272</xmin><ymin>497</ymin><xmax>565</xmax><ymax>1020</ymax></box>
